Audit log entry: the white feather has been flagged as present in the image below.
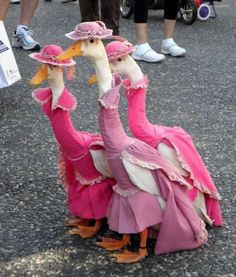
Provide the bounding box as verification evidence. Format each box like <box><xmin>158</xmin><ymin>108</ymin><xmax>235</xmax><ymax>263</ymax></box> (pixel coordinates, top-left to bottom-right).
<box><xmin>90</xmin><ymin>149</ymin><xmax>113</xmax><ymax>178</ymax></box>
<box><xmin>122</xmin><ymin>157</ymin><xmax>166</xmax><ymax>210</ymax></box>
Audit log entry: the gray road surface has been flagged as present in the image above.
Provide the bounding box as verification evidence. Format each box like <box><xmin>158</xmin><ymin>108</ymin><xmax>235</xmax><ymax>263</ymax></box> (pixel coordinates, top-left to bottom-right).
<box><xmin>0</xmin><ymin>0</ymin><xmax>235</xmax><ymax>276</ymax></box>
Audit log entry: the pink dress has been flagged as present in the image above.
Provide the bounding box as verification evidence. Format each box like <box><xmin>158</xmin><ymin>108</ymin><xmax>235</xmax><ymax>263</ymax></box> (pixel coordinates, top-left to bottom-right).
<box><xmin>32</xmin><ymin>87</ymin><xmax>115</xmax><ymax>220</ymax></box>
<box><xmin>98</xmin><ymin>75</ymin><xmax>208</xmax><ymax>255</ymax></box>
<box><xmin>124</xmin><ymin>76</ymin><xmax>223</xmax><ymax>227</ymax></box>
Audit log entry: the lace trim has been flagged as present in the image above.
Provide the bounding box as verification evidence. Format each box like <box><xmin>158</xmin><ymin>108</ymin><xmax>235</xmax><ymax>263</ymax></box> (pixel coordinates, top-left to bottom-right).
<box><xmin>98</xmin><ymin>98</ymin><xmax>118</xmax><ymax>109</ymax></box>
<box><xmin>52</xmin><ymin>93</ymin><xmax>77</xmax><ymax>112</ymax></box>
<box><xmin>32</xmin><ymin>88</ymin><xmax>77</xmax><ymax>112</ymax></box>
<box><xmin>75</xmin><ymin>170</ymin><xmax>105</xmax><ymax>186</ymax></box>
<box><xmin>32</xmin><ymin>89</ymin><xmax>52</xmax><ymax>105</ymax></box>
<box><xmin>124</xmin><ymin>75</ymin><xmax>148</xmax><ymax>96</ymax></box>
<box><xmin>38</xmin><ymin>52</ymin><xmax>74</xmax><ymax>66</ymax></box>
<box><xmin>121</xmin><ymin>151</ymin><xmax>192</xmax><ymax>190</ymax></box>
<box><xmin>98</xmin><ymin>74</ymin><xmax>122</xmax><ymax>109</ymax></box>
<box><xmin>162</xmin><ymin>135</ymin><xmax>221</xmax><ymax>200</ymax></box>
<box><xmin>196</xmin><ymin>221</ymin><xmax>208</xmax><ymax>244</ymax></box>
<box><xmin>112</xmin><ymin>183</ymin><xmax>140</xmax><ymax>197</ymax></box>
<box><xmin>57</xmin><ymin>146</ymin><xmax>69</xmax><ymax>193</ymax></box>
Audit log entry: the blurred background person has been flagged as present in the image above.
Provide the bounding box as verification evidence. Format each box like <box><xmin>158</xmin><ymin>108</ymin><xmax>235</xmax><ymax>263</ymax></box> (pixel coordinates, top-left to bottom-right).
<box><xmin>132</xmin><ymin>0</ymin><xmax>186</xmax><ymax>63</ymax></box>
<box><xmin>78</xmin><ymin>0</ymin><xmax>120</xmax><ymax>35</ymax></box>
<box><xmin>0</xmin><ymin>0</ymin><xmax>40</xmax><ymax>51</ymax></box>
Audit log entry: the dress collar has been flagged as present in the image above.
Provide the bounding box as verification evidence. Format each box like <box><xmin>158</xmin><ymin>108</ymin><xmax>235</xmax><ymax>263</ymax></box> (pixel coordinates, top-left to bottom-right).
<box><xmin>32</xmin><ymin>87</ymin><xmax>77</xmax><ymax>111</ymax></box>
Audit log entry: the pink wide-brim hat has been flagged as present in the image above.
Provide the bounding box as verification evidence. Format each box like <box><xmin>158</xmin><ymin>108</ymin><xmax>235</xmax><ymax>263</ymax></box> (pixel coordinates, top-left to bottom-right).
<box><xmin>105</xmin><ymin>40</ymin><xmax>135</xmax><ymax>62</ymax></box>
<box><xmin>29</xmin><ymin>44</ymin><xmax>76</xmax><ymax>67</ymax></box>
<box><xmin>65</xmin><ymin>21</ymin><xmax>113</xmax><ymax>41</ymax></box>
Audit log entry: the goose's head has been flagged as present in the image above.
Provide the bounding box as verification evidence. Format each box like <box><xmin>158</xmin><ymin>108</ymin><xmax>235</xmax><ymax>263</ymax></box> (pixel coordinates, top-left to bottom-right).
<box><xmin>105</xmin><ymin>40</ymin><xmax>135</xmax><ymax>74</ymax></box>
<box><xmin>29</xmin><ymin>44</ymin><xmax>75</xmax><ymax>85</ymax></box>
<box><xmin>87</xmin><ymin>40</ymin><xmax>136</xmax><ymax>85</ymax></box>
<box><xmin>104</xmin><ymin>40</ymin><xmax>144</xmax><ymax>83</ymax></box>
<box><xmin>57</xmin><ymin>38</ymin><xmax>106</xmax><ymax>61</ymax></box>
<box><xmin>57</xmin><ymin>21</ymin><xmax>113</xmax><ymax>62</ymax></box>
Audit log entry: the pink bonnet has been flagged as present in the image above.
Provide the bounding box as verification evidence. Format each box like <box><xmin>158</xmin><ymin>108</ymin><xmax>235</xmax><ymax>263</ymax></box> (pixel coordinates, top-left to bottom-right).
<box><xmin>29</xmin><ymin>44</ymin><xmax>75</xmax><ymax>67</ymax></box>
<box><xmin>65</xmin><ymin>21</ymin><xmax>113</xmax><ymax>41</ymax></box>
<box><xmin>105</xmin><ymin>40</ymin><xmax>135</xmax><ymax>62</ymax></box>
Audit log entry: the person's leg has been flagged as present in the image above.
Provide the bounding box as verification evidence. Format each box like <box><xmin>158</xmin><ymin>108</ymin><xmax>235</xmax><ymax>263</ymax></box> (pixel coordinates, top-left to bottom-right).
<box><xmin>132</xmin><ymin>0</ymin><xmax>164</xmax><ymax>63</ymax></box>
<box><xmin>78</xmin><ymin>0</ymin><xmax>99</xmax><ymax>22</ymax></box>
<box><xmin>164</xmin><ymin>19</ymin><xmax>176</xmax><ymax>39</ymax></box>
<box><xmin>19</xmin><ymin>0</ymin><xmax>39</xmax><ymax>25</ymax></box>
<box><xmin>134</xmin><ymin>23</ymin><xmax>148</xmax><ymax>45</ymax></box>
<box><xmin>101</xmin><ymin>0</ymin><xmax>120</xmax><ymax>35</ymax></box>
<box><xmin>133</xmin><ymin>0</ymin><xmax>148</xmax><ymax>44</ymax></box>
<box><xmin>161</xmin><ymin>0</ymin><xmax>186</xmax><ymax>56</ymax></box>
<box><xmin>0</xmin><ymin>0</ymin><xmax>10</xmax><ymax>21</ymax></box>
<box><xmin>163</xmin><ymin>0</ymin><xmax>179</xmax><ymax>38</ymax></box>
<box><xmin>12</xmin><ymin>0</ymin><xmax>40</xmax><ymax>50</ymax></box>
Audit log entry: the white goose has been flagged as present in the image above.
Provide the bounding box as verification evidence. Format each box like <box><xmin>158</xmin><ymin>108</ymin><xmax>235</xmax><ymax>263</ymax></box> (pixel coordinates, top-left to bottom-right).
<box><xmin>57</xmin><ymin>22</ymin><xmax>208</xmax><ymax>263</ymax></box>
<box><xmin>103</xmin><ymin>40</ymin><xmax>220</xmax><ymax>226</ymax></box>
<box><xmin>29</xmin><ymin>44</ymin><xmax>115</xmax><ymax>239</ymax></box>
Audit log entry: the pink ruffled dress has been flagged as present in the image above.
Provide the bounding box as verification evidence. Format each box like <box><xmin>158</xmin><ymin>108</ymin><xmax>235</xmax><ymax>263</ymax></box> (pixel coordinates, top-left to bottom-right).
<box><xmin>32</xmin><ymin>87</ymin><xmax>115</xmax><ymax>220</ymax></box>
<box><xmin>124</xmin><ymin>76</ymin><xmax>223</xmax><ymax>226</ymax></box>
<box><xmin>98</xmin><ymin>75</ymin><xmax>208</xmax><ymax>255</ymax></box>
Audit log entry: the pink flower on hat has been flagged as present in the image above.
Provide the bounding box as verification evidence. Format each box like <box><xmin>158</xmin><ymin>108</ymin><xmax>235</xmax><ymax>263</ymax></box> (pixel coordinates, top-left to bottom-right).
<box><xmin>29</xmin><ymin>45</ymin><xmax>75</xmax><ymax>67</ymax></box>
<box><xmin>65</xmin><ymin>21</ymin><xmax>113</xmax><ymax>41</ymax></box>
<box><xmin>105</xmin><ymin>40</ymin><xmax>135</xmax><ymax>62</ymax></box>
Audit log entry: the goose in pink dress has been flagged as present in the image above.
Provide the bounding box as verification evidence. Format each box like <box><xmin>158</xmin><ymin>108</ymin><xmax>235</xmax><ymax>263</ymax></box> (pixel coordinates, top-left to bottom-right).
<box><xmin>29</xmin><ymin>45</ymin><xmax>115</xmax><ymax>238</ymax></box>
<box><xmin>105</xmin><ymin>40</ymin><xmax>223</xmax><ymax>227</ymax></box>
<box><xmin>57</xmin><ymin>22</ymin><xmax>208</xmax><ymax>263</ymax></box>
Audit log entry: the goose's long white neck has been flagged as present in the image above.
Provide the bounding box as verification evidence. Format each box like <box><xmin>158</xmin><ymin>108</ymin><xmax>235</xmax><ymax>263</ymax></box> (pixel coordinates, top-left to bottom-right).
<box><xmin>49</xmin><ymin>71</ymin><xmax>65</xmax><ymax>109</ymax></box>
<box><xmin>123</xmin><ymin>56</ymin><xmax>143</xmax><ymax>84</ymax></box>
<box><xmin>91</xmin><ymin>47</ymin><xmax>113</xmax><ymax>98</ymax></box>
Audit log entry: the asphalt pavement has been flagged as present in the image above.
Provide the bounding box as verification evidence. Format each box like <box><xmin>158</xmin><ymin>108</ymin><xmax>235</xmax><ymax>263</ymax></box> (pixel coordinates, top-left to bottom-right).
<box><xmin>0</xmin><ymin>0</ymin><xmax>235</xmax><ymax>276</ymax></box>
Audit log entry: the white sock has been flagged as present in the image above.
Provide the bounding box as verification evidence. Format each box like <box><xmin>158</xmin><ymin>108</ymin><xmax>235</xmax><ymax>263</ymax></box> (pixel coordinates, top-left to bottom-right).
<box><xmin>135</xmin><ymin>43</ymin><xmax>151</xmax><ymax>54</ymax></box>
<box><xmin>162</xmin><ymin>38</ymin><xmax>175</xmax><ymax>47</ymax></box>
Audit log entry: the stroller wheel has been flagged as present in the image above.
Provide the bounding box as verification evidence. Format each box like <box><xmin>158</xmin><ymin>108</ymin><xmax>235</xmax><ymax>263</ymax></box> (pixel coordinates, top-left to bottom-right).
<box><xmin>120</xmin><ymin>0</ymin><xmax>134</xmax><ymax>19</ymax></box>
<box><xmin>179</xmin><ymin>0</ymin><xmax>198</xmax><ymax>25</ymax></box>
<box><xmin>197</xmin><ymin>3</ymin><xmax>211</xmax><ymax>21</ymax></box>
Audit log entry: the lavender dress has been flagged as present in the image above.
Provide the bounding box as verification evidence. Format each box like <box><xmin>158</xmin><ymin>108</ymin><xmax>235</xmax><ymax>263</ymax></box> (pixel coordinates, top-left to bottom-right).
<box><xmin>98</xmin><ymin>75</ymin><xmax>208</xmax><ymax>255</ymax></box>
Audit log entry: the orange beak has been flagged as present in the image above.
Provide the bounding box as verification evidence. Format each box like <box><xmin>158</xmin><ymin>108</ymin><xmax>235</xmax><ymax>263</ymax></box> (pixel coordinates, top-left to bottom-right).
<box><xmin>56</xmin><ymin>41</ymin><xmax>83</xmax><ymax>61</ymax></box>
<box><xmin>29</xmin><ymin>64</ymin><xmax>48</xmax><ymax>85</ymax></box>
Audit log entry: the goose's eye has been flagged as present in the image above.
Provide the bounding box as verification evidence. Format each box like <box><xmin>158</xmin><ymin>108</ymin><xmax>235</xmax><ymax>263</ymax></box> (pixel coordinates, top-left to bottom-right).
<box><xmin>118</xmin><ymin>58</ymin><xmax>122</xmax><ymax>62</ymax></box>
<box><xmin>90</xmin><ymin>39</ymin><xmax>95</xmax><ymax>43</ymax></box>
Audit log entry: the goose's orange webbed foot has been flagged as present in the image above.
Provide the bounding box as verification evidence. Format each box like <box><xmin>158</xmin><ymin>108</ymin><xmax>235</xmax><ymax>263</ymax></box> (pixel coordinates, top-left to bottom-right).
<box><xmin>65</xmin><ymin>217</ymin><xmax>89</xmax><ymax>227</ymax></box>
<box><xmin>97</xmin><ymin>234</ymin><xmax>130</xmax><ymax>250</ymax></box>
<box><xmin>68</xmin><ymin>220</ymin><xmax>101</xmax><ymax>238</ymax></box>
<box><xmin>88</xmin><ymin>74</ymin><xmax>97</xmax><ymax>85</ymax></box>
<box><xmin>111</xmin><ymin>248</ymin><xmax>147</xmax><ymax>263</ymax></box>
<box><xmin>111</xmin><ymin>229</ymin><xmax>148</xmax><ymax>263</ymax></box>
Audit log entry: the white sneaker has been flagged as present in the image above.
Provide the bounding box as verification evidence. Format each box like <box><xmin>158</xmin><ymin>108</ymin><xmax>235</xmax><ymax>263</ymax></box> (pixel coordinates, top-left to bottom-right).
<box><xmin>12</xmin><ymin>26</ymin><xmax>41</xmax><ymax>51</ymax></box>
<box><xmin>10</xmin><ymin>0</ymin><xmax>20</xmax><ymax>3</ymax></box>
<box><xmin>161</xmin><ymin>39</ymin><xmax>186</xmax><ymax>57</ymax></box>
<box><xmin>132</xmin><ymin>43</ymin><xmax>165</xmax><ymax>63</ymax></box>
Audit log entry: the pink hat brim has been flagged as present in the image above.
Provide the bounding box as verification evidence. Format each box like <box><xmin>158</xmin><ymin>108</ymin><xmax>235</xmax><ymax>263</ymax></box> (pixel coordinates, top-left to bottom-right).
<box><xmin>29</xmin><ymin>53</ymin><xmax>75</xmax><ymax>67</ymax></box>
<box><xmin>105</xmin><ymin>40</ymin><xmax>136</xmax><ymax>62</ymax></box>
<box><xmin>107</xmin><ymin>45</ymin><xmax>135</xmax><ymax>62</ymax></box>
